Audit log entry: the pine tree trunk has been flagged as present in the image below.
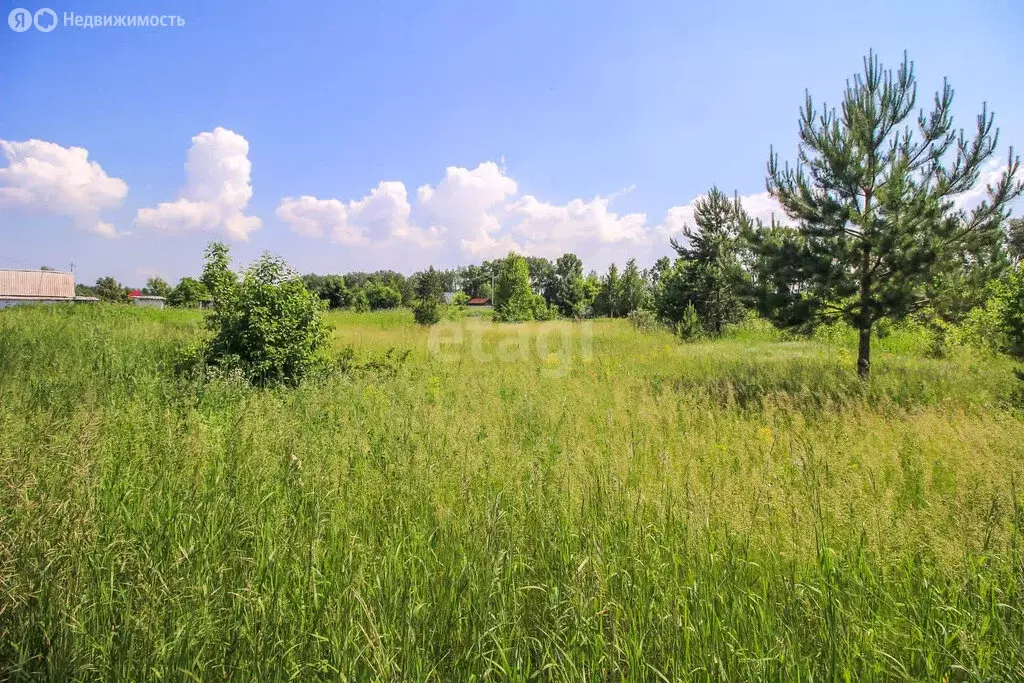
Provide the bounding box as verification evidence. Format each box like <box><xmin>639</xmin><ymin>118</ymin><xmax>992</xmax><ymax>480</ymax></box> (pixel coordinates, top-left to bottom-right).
<box><xmin>857</xmin><ymin>244</ymin><xmax>872</xmax><ymax>380</ymax></box>
<box><xmin>857</xmin><ymin>325</ymin><xmax>871</xmax><ymax>379</ymax></box>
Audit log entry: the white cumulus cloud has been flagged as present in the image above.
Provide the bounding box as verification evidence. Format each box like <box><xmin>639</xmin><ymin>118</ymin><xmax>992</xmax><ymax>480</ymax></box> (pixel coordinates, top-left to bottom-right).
<box><xmin>0</xmin><ymin>138</ymin><xmax>128</xmax><ymax>237</ymax></box>
<box><xmin>504</xmin><ymin>194</ymin><xmax>649</xmax><ymax>258</ymax></box>
<box><xmin>135</xmin><ymin>127</ymin><xmax>260</xmax><ymax>240</ymax></box>
<box><xmin>277</xmin><ymin>181</ymin><xmax>439</xmax><ymax>248</ymax></box>
<box><xmin>952</xmin><ymin>157</ymin><xmax>1016</xmax><ymax>212</ymax></box>
<box><xmin>656</xmin><ymin>190</ymin><xmax>785</xmax><ymax>240</ymax></box>
<box><xmin>278</xmin><ymin>161</ymin><xmax>661</xmax><ymax>264</ymax></box>
<box><xmin>417</xmin><ymin>162</ymin><xmax>519</xmax><ymax>257</ymax></box>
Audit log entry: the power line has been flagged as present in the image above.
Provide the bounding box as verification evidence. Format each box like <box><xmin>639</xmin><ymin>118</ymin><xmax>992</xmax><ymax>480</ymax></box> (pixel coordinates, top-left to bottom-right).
<box><xmin>0</xmin><ymin>254</ymin><xmax>39</xmax><ymax>269</ymax></box>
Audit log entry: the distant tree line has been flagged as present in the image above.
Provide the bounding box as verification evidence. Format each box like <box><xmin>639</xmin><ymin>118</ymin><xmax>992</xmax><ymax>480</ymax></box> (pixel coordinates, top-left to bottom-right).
<box><xmin>67</xmin><ymin>52</ymin><xmax>1024</xmax><ymax>380</ymax></box>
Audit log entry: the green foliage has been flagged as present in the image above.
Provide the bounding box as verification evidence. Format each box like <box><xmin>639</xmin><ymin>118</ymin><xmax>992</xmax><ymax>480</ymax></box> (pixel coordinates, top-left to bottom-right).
<box><xmin>592</xmin><ymin>263</ymin><xmax>621</xmax><ymax>317</ymax></box>
<box><xmin>628</xmin><ymin>307</ymin><xmax>659</xmax><ymax>332</ymax></box>
<box><xmin>494</xmin><ymin>252</ymin><xmax>538</xmax><ymax>322</ymax></box>
<box><xmin>549</xmin><ymin>253</ymin><xmax>589</xmax><ymax>317</ymax></box>
<box><xmin>531</xmin><ymin>295</ymin><xmax>556</xmax><ymax>321</ymax></box>
<box><xmin>201</xmin><ymin>243</ymin><xmax>329</xmax><ymax>385</ymax></box>
<box><xmin>413</xmin><ymin>299</ymin><xmax>442</xmax><ymax>325</ymax></box>
<box><xmin>674</xmin><ymin>301</ymin><xmax>703</xmax><ymax>340</ymax></box>
<box><xmin>167</xmin><ymin>277</ymin><xmax>209</xmax><ymax>308</ymax></box>
<box><xmin>201</xmin><ymin>241</ymin><xmax>238</xmax><ymax>303</ymax></box>
<box><xmin>321</xmin><ymin>275</ymin><xmax>349</xmax><ymax>309</ymax></box>
<box><xmin>351</xmin><ymin>288</ymin><xmax>370</xmax><ymax>312</ymax></box>
<box><xmin>742</xmin><ymin>221</ymin><xmax>815</xmax><ymax>328</ymax></box>
<box><xmin>411</xmin><ymin>266</ymin><xmax>445</xmax><ymax>326</ymax></box>
<box><xmin>94</xmin><ymin>276</ymin><xmax>129</xmax><ymax>303</ymax></box>
<box><xmin>659</xmin><ymin>187</ymin><xmax>748</xmax><ymax>336</ymax></box>
<box><xmin>456</xmin><ymin>263</ymin><xmax>493</xmax><ymax>298</ymax></box>
<box><xmin>302</xmin><ymin>274</ymin><xmax>349</xmax><ymax>309</ymax></box>
<box><xmin>142</xmin><ymin>276</ymin><xmax>171</xmax><ymax>298</ymax></box>
<box><xmin>618</xmin><ymin>258</ymin><xmax>651</xmax><ymax>316</ymax></box>
<box><xmin>451</xmin><ymin>291</ymin><xmax>471</xmax><ymax>308</ymax></box>
<box><xmin>766</xmin><ymin>51</ymin><xmax>1023</xmax><ymax>377</ymax></box>
<box><xmin>362</xmin><ymin>282</ymin><xmax>402</xmax><ymax>310</ymax></box>
<box><xmin>996</xmin><ymin>264</ymin><xmax>1024</xmax><ymax>358</ymax></box>
<box><xmin>413</xmin><ymin>266</ymin><xmax>445</xmax><ymax>303</ymax></box>
<box><xmin>1008</xmin><ymin>218</ymin><xmax>1024</xmax><ymax>266</ymax></box>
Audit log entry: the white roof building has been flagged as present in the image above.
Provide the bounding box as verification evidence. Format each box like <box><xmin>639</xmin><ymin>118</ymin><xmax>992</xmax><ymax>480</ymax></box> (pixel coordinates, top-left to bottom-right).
<box><xmin>0</xmin><ymin>269</ymin><xmax>98</xmax><ymax>309</ymax></box>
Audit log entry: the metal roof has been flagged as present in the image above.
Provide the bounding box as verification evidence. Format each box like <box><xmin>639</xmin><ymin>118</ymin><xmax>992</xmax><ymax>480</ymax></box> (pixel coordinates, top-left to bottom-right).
<box><xmin>0</xmin><ymin>269</ymin><xmax>75</xmax><ymax>299</ymax></box>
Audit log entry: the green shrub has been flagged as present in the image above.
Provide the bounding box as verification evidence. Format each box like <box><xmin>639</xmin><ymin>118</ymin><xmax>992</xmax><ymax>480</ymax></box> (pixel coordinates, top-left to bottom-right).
<box><xmin>532</xmin><ymin>294</ymin><xmax>556</xmax><ymax>321</ymax></box>
<box><xmin>167</xmin><ymin>276</ymin><xmax>209</xmax><ymax>308</ymax></box>
<box><xmin>413</xmin><ymin>299</ymin><xmax>442</xmax><ymax>325</ymax></box>
<box><xmin>363</xmin><ymin>282</ymin><xmax>402</xmax><ymax>310</ymax></box>
<box><xmin>997</xmin><ymin>265</ymin><xmax>1024</xmax><ymax>358</ymax></box>
<box><xmin>351</xmin><ymin>289</ymin><xmax>370</xmax><ymax>312</ymax></box>
<box><xmin>201</xmin><ymin>243</ymin><xmax>330</xmax><ymax>385</ymax></box>
<box><xmin>628</xmin><ymin>308</ymin><xmax>659</xmax><ymax>333</ymax></box>
<box><xmin>953</xmin><ymin>303</ymin><xmax>1005</xmax><ymax>352</ymax></box>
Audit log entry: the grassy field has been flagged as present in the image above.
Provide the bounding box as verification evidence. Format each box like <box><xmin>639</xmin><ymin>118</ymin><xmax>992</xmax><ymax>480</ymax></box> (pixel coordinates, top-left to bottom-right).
<box><xmin>2</xmin><ymin>304</ymin><xmax>1024</xmax><ymax>680</ymax></box>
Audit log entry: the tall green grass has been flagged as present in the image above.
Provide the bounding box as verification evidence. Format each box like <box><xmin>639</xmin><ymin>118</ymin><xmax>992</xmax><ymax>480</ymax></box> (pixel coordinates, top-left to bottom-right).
<box><xmin>2</xmin><ymin>304</ymin><xmax>1023</xmax><ymax>679</ymax></box>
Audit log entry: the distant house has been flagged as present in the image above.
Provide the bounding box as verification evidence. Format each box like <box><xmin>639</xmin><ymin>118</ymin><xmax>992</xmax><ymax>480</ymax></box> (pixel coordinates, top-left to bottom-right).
<box><xmin>467</xmin><ymin>297</ymin><xmax>492</xmax><ymax>307</ymax></box>
<box><xmin>442</xmin><ymin>292</ymin><xmax>457</xmax><ymax>304</ymax></box>
<box><xmin>129</xmin><ymin>292</ymin><xmax>166</xmax><ymax>309</ymax></box>
<box><xmin>0</xmin><ymin>269</ymin><xmax>96</xmax><ymax>309</ymax></box>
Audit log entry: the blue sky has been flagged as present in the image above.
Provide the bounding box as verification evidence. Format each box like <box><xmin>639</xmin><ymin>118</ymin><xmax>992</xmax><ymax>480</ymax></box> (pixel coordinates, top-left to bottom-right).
<box><xmin>1</xmin><ymin>0</ymin><xmax>1022</xmax><ymax>285</ymax></box>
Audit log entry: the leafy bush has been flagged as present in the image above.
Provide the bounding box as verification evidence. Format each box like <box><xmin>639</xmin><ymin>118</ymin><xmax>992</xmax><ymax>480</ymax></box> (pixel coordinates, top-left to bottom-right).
<box><xmin>452</xmin><ymin>292</ymin><xmax>471</xmax><ymax>308</ymax></box>
<box><xmin>532</xmin><ymin>295</ymin><xmax>556</xmax><ymax>321</ymax></box>
<box><xmin>363</xmin><ymin>282</ymin><xmax>402</xmax><ymax>310</ymax></box>
<box><xmin>628</xmin><ymin>308</ymin><xmax>659</xmax><ymax>333</ymax></box>
<box><xmin>413</xmin><ymin>299</ymin><xmax>442</xmax><ymax>325</ymax></box>
<box><xmin>94</xmin><ymin>276</ymin><xmax>130</xmax><ymax>303</ymax></box>
<box><xmin>351</xmin><ymin>289</ymin><xmax>370</xmax><ymax>312</ymax></box>
<box><xmin>201</xmin><ymin>243</ymin><xmax>330</xmax><ymax>385</ymax></box>
<box><xmin>997</xmin><ymin>265</ymin><xmax>1024</xmax><ymax>358</ymax></box>
<box><xmin>953</xmin><ymin>303</ymin><xmax>1005</xmax><ymax>353</ymax></box>
<box><xmin>167</xmin><ymin>277</ymin><xmax>209</xmax><ymax>308</ymax></box>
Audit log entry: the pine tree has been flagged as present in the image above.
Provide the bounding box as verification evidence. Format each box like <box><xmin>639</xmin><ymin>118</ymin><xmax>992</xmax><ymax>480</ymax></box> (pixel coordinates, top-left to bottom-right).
<box><xmin>659</xmin><ymin>187</ymin><xmax>748</xmax><ymax>335</ymax></box>
<box><xmin>741</xmin><ymin>221</ymin><xmax>815</xmax><ymax>328</ymax></box>
<box><xmin>767</xmin><ymin>51</ymin><xmax>1022</xmax><ymax>378</ymax></box>
<box><xmin>1007</xmin><ymin>218</ymin><xmax>1024</xmax><ymax>266</ymax></box>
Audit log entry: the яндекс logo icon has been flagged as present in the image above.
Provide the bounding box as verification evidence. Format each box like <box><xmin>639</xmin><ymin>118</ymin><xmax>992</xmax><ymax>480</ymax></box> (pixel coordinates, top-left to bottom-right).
<box><xmin>8</xmin><ymin>7</ymin><xmax>57</xmax><ymax>32</ymax></box>
<box><xmin>8</xmin><ymin>7</ymin><xmax>32</xmax><ymax>32</ymax></box>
